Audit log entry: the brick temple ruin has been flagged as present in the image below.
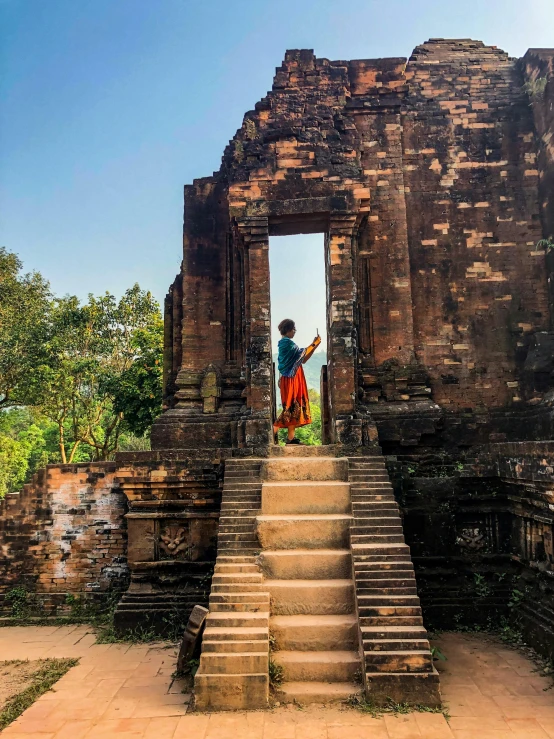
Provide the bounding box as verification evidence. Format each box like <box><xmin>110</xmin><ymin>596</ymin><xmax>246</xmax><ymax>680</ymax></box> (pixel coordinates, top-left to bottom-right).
<box><xmin>2</xmin><ymin>39</ymin><xmax>554</xmax><ymax>710</ymax></box>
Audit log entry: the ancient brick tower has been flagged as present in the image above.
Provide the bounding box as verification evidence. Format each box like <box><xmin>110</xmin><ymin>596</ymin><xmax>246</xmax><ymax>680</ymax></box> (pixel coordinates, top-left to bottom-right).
<box><xmin>156</xmin><ymin>40</ymin><xmax>554</xmax><ymax>454</ymax></box>
<box><xmin>3</xmin><ymin>39</ymin><xmax>554</xmax><ymax>713</ymax></box>
<box><xmin>145</xmin><ymin>39</ymin><xmax>554</xmax><ymax>709</ymax></box>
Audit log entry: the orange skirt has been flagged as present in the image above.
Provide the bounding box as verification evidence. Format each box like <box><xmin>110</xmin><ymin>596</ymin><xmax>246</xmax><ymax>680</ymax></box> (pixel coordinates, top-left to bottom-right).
<box><xmin>274</xmin><ymin>366</ymin><xmax>312</xmax><ymax>428</ymax></box>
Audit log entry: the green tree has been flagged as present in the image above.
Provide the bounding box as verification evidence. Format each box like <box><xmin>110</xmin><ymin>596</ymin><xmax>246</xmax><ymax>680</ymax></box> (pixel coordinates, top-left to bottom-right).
<box><xmin>0</xmin><ymin>408</ymin><xmax>51</xmax><ymax>498</ymax></box>
<box><xmin>0</xmin><ymin>248</ymin><xmax>51</xmax><ymax>408</ymax></box>
<box><xmin>31</xmin><ymin>285</ymin><xmax>163</xmax><ymax>462</ymax></box>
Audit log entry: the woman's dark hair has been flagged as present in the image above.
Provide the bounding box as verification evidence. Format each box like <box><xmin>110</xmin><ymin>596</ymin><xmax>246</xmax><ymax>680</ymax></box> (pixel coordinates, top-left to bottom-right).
<box><xmin>278</xmin><ymin>318</ymin><xmax>295</xmax><ymax>335</ymax></box>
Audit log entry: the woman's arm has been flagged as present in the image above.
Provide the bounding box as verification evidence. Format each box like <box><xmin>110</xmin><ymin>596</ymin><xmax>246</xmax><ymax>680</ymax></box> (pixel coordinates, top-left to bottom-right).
<box><xmin>302</xmin><ymin>335</ymin><xmax>322</xmax><ymax>363</ymax></box>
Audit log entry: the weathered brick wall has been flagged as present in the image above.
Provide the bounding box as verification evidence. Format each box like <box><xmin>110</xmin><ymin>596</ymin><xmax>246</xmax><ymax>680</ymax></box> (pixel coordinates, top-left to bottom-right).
<box><xmin>392</xmin><ymin>441</ymin><xmax>554</xmax><ymax>656</ymax></box>
<box><xmin>156</xmin><ymin>39</ymin><xmax>554</xmax><ymax>452</ymax></box>
<box><xmin>0</xmin><ymin>463</ymin><xmax>128</xmax><ymax>614</ymax></box>
<box><xmin>404</xmin><ymin>40</ymin><xmax>548</xmax><ymax>410</ymax></box>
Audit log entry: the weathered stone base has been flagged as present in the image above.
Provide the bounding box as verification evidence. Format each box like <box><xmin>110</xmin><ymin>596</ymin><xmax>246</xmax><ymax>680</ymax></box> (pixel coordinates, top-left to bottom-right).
<box><xmin>194</xmin><ymin>673</ymin><xmax>269</xmax><ymax>711</ymax></box>
<box><xmin>364</xmin><ymin>669</ymin><xmax>441</xmax><ymax>707</ymax></box>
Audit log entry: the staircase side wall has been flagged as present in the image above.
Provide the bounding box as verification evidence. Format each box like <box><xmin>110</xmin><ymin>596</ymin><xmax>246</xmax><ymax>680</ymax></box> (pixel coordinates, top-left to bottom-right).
<box><xmin>0</xmin><ymin>463</ymin><xmax>128</xmax><ymax>616</ymax></box>
<box><xmin>393</xmin><ymin>441</ymin><xmax>554</xmax><ymax>660</ymax></box>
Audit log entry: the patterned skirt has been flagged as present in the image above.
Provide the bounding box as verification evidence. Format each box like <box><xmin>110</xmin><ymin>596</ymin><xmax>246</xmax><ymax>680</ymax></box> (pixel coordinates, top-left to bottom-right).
<box><xmin>274</xmin><ymin>366</ymin><xmax>312</xmax><ymax>428</ymax></box>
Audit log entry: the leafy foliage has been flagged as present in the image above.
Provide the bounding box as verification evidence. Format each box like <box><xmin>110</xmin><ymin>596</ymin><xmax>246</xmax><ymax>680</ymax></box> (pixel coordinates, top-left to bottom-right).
<box><xmin>28</xmin><ymin>286</ymin><xmax>163</xmax><ymax>462</ymax></box>
<box><xmin>538</xmin><ymin>237</ymin><xmax>554</xmax><ymax>253</ymax></box>
<box><xmin>0</xmin><ymin>248</ymin><xmax>163</xmax><ymax>495</ymax></box>
<box><xmin>524</xmin><ymin>76</ymin><xmax>548</xmax><ymax>101</ymax></box>
<box><xmin>0</xmin><ymin>248</ymin><xmax>52</xmax><ymax>409</ymax></box>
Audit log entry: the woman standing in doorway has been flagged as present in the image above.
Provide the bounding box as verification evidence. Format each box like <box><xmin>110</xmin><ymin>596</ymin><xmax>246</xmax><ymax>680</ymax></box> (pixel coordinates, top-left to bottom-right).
<box><xmin>273</xmin><ymin>319</ymin><xmax>321</xmax><ymax>445</ymax></box>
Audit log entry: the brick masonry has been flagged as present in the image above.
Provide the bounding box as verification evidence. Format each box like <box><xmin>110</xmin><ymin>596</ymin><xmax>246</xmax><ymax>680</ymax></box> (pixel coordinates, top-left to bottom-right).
<box><xmin>3</xmin><ymin>38</ymin><xmax>554</xmax><ymax>653</ymax></box>
<box><xmin>0</xmin><ymin>463</ymin><xmax>128</xmax><ymax>614</ymax></box>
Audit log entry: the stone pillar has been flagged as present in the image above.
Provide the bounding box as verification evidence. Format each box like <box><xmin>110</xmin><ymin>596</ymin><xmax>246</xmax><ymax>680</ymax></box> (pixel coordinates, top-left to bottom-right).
<box><xmin>236</xmin><ymin>217</ymin><xmax>273</xmax><ymax>449</ymax></box>
<box><xmin>326</xmin><ymin>214</ymin><xmax>361</xmax><ymax>445</ymax></box>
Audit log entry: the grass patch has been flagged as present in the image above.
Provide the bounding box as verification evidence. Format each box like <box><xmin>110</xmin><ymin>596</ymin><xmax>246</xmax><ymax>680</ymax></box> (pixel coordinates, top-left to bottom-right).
<box><xmin>346</xmin><ymin>693</ymin><xmax>449</xmax><ymax>720</ymax></box>
<box><xmin>269</xmin><ymin>658</ymin><xmax>284</xmax><ymax>688</ymax></box>
<box><xmin>95</xmin><ymin>621</ymin><xmax>159</xmax><ymax>644</ymax></box>
<box><xmin>0</xmin><ymin>658</ymin><xmax>78</xmax><ymax>731</ymax></box>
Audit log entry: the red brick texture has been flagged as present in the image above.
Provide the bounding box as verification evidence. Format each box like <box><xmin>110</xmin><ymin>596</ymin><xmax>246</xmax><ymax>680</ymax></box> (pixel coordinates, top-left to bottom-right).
<box><xmin>157</xmin><ymin>39</ymin><xmax>554</xmax><ymax>452</ymax></box>
<box><xmin>0</xmin><ymin>463</ymin><xmax>127</xmax><ymax>613</ymax></box>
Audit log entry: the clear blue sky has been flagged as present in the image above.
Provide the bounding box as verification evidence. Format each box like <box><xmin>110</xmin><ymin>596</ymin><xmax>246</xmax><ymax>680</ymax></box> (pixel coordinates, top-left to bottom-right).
<box><xmin>2</xmin><ymin>0</ymin><xmax>553</xmax><ymax>342</ymax></box>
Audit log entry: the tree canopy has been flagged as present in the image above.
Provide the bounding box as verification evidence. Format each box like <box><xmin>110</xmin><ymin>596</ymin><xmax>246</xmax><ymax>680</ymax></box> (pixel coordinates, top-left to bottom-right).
<box><xmin>0</xmin><ymin>248</ymin><xmax>163</xmax><ymax>495</ymax></box>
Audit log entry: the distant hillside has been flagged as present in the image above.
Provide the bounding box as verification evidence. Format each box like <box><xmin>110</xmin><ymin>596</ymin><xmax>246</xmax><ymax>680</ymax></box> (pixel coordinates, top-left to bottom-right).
<box><xmin>273</xmin><ymin>351</ymin><xmax>327</xmax><ymax>392</ymax></box>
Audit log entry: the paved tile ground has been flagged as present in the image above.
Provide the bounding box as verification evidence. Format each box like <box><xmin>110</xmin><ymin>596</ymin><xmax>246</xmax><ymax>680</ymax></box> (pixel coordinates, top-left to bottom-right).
<box><xmin>0</xmin><ymin>627</ymin><xmax>552</xmax><ymax>738</ymax></box>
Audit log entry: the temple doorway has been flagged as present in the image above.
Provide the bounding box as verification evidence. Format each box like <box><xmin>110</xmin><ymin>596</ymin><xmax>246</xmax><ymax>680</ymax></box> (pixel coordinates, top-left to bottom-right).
<box><xmin>269</xmin><ymin>233</ymin><xmax>326</xmax><ymax>444</ymax></box>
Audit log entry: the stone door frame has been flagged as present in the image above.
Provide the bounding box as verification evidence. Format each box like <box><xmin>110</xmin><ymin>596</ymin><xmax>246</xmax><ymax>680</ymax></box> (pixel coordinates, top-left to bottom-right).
<box><xmin>235</xmin><ymin>208</ymin><xmax>362</xmax><ymax>447</ymax></box>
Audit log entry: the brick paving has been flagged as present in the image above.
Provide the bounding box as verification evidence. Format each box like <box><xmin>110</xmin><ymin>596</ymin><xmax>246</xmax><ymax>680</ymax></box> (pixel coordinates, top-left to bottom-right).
<box><xmin>0</xmin><ymin>627</ymin><xmax>552</xmax><ymax>738</ymax></box>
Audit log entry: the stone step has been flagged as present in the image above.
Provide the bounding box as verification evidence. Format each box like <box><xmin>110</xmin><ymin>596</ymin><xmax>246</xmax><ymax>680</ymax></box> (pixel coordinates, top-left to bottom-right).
<box><xmin>274</xmin><ymin>681</ymin><xmax>359</xmax><ymax>705</ymax></box>
<box><xmin>273</xmin><ymin>650</ymin><xmax>360</xmax><ymax>682</ymax></box>
<box><xmin>212</xmin><ymin>570</ymin><xmax>262</xmax><ymax>580</ymax></box>
<box><xmin>364</xmin><ymin>650</ymin><xmax>433</xmax><ymax>673</ymax></box>
<box><xmin>220</xmin><ymin>493</ymin><xmax>261</xmax><ymax>500</ymax></box>
<box><xmin>351</xmin><ymin>534</ymin><xmax>405</xmax><ymax>544</ymax></box>
<box><xmin>361</xmin><ymin>625</ymin><xmax>427</xmax><ymax>640</ymax></box>
<box><xmin>351</xmin><ymin>483</ymin><xmax>393</xmax><ymax>489</ymax></box>
<box><xmin>356</xmin><ymin>578</ymin><xmax>415</xmax><ymax>588</ymax></box>
<box><xmin>350</xmin><ymin>476</ymin><xmax>390</xmax><ymax>481</ymax></box>
<box><xmin>210</xmin><ymin>602</ymin><xmax>270</xmax><ymax>613</ymax></box>
<box><xmin>354</xmin><ymin>564</ymin><xmax>414</xmax><ymax>574</ymax></box>
<box><xmin>350</xmin><ymin>525</ymin><xmax>403</xmax><ymax>535</ymax></box>
<box><xmin>352</xmin><ymin>544</ymin><xmax>409</xmax><ymax>555</ymax></box>
<box><xmin>258</xmin><ymin>548</ymin><xmax>352</xmax><ymax>580</ymax></box>
<box><xmin>363</xmin><ymin>638</ymin><xmax>430</xmax><ymax>652</ymax></box>
<box><xmin>357</xmin><ymin>586</ymin><xmax>417</xmax><ymax>596</ymax></box>
<box><xmin>218</xmin><ymin>533</ymin><xmax>259</xmax><ymax>542</ymax></box>
<box><xmin>358</xmin><ymin>594</ymin><xmax>420</xmax><ymax>606</ymax></box>
<box><xmin>194</xmin><ymin>672</ymin><xmax>268</xmax><ymax>711</ymax></box>
<box><xmin>360</xmin><ymin>615</ymin><xmax>424</xmax><ymax>627</ymax></box>
<box><xmin>202</xmin><ymin>639</ymin><xmax>269</xmax><ymax>653</ymax></box>
<box><xmin>269</xmin><ymin>445</ymin><xmax>344</xmax><ymax>457</ymax></box>
<box><xmin>261</xmin><ymin>481</ymin><xmax>351</xmax><ymax>515</ymax></box>
<box><xmin>271</xmin><ymin>614</ymin><xmax>358</xmax><ymax>651</ymax></box>
<box><xmin>210</xmin><ymin>590</ymin><xmax>269</xmax><ymax>603</ymax></box>
<box><xmin>217</xmin><ymin>547</ymin><xmax>260</xmax><ymax>556</ymax></box>
<box><xmin>352</xmin><ymin>499</ymin><xmax>395</xmax><ymax>505</ymax></box>
<box><xmin>211</xmin><ymin>583</ymin><xmax>265</xmax><ymax>593</ymax></box>
<box><xmin>213</xmin><ymin>565</ymin><xmax>260</xmax><ymax>574</ymax></box>
<box><xmin>225</xmin><ymin>474</ymin><xmax>259</xmax><ymax>482</ymax></box>
<box><xmin>203</xmin><ymin>626</ymin><xmax>267</xmax><ymax>641</ymax></box>
<box><xmin>363</xmin><ymin>670</ymin><xmax>441</xmax><ymax>707</ymax></box>
<box><xmin>352</xmin><ymin>517</ymin><xmax>400</xmax><ymax>525</ymax></box>
<box><xmin>218</xmin><ymin>525</ymin><xmax>256</xmax><ymax>534</ymax></box>
<box><xmin>262</xmin><ymin>458</ymin><xmax>348</xmax><ymax>482</ymax></box>
<box><xmin>359</xmin><ymin>605</ymin><xmax>422</xmax><ymax>618</ymax></box>
<box><xmin>219</xmin><ymin>516</ymin><xmax>256</xmax><ymax>524</ymax></box>
<box><xmin>217</xmin><ymin>556</ymin><xmax>258</xmax><ymax>564</ymax></box>
<box><xmin>219</xmin><ymin>507</ymin><xmax>261</xmax><ymax>514</ymax></box>
<box><xmin>199</xmin><ymin>650</ymin><xmax>267</xmax><ymax>675</ymax></box>
<box><xmin>256</xmin><ymin>514</ymin><xmax>351</xmax><ymax>549</ymax></box>
<box><xmin>266</xmin><ymin>579</ymin><xmax>354</xmax><ymax>616</ymax></box>
<box><xmin>205</xmin><ymin>611</ymin><xmax>268</xmax><ymax>629</ymax></box>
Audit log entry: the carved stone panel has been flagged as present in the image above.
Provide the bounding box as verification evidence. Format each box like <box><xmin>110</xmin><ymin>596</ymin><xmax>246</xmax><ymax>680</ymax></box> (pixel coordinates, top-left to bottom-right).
<box><xmin>155</xmin><ymin>518</ymin><xmax>218</xmax><ymax>562</ymax></box>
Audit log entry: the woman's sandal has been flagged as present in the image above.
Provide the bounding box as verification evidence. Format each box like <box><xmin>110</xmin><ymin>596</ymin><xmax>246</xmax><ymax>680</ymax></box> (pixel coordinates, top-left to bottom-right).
<box><xmin>286</xmin><ymin>438</ymin><xmax>302</xmax><ymax>445</ymax></box>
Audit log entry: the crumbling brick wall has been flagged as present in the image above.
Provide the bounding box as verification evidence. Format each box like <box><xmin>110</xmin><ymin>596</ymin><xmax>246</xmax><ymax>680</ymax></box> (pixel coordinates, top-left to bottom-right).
<box><xmin>0</xmin><ymin>463</ymin><xmax>128</xmax><ymax>614</ymax></box>
<box><xmin>405</xmin><ymin>40</ymin><xmax>548</xmax><ymax>410</ymax></box>
<box><xmin>158</xmin><ymin>39</ymin><xmax>553</xmax><ymax>453</ymax></box>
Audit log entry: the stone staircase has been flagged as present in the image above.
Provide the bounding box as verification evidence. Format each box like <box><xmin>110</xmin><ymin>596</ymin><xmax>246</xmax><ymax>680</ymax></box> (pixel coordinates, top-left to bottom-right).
<box><xmin>257</xmin><ymin>454</ymin><xmax>360</xmax><ymax>705</ymax></box>
<box><xmin>349</xmin><ymin>457</ymin><xmax>441</xmax><ymax>706</ymax></box>
<box><xmin>194</xmin><ymin>459</ymin><xmax>269</xmax><ymax>711</ymax></box>
<box><xmin>194</xmin><ymin>447</ymin><xmax>440</xmax><ymax>710</ymax></box>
